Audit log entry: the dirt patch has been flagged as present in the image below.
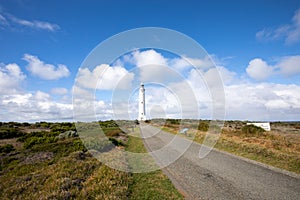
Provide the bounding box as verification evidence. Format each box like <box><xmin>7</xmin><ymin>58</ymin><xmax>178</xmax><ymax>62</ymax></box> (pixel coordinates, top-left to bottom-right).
<box><xmin>0</xmin><ymin>138</ymin><xmax>23</xmax><ymax>150</ymax></box>
<box><xmin>20</xmin><ymin>128</ymin><xmax>50</xmax><ymax>133</ymax></box>
<box><xmin>22</xmin><ymin>152</ymin><xmax>54</xmax><ymax>164</ymax></box>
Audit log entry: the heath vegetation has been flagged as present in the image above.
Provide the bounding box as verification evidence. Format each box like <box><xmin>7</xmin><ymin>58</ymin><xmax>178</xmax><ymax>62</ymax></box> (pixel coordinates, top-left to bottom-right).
<box><xmin>0</xmin><ymin>121</ymin><xmax>182</xmax><ymax>199</ymax></box>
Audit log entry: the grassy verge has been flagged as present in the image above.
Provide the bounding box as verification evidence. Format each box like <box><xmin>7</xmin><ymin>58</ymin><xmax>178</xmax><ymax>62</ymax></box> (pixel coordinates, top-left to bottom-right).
<box><xmin>156</xmin><ymin>124</ymin><xmax>300</xmax><ymax>174</ymax></box>
<box><xmin>126</xmin><ymin>133</ymin><xmax>184</xmax><ymax>200</ymax></box>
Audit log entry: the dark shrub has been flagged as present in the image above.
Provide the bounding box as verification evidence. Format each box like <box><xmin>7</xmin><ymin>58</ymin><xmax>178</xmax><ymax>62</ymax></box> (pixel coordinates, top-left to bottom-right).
<box><xmin>23</xmin><ymin>135</ymin><xmax>58</xmax><ymax>149</ymax></box>
<box><xmin>105</xmin><ymin>129</ymin><xmax>121</xmax><ymax>137</ymax></box>
<box><xmin>0</xmin><ymin>144</ymin><xmax>15</xmax><ymax>153</ymax></box>
<box><xmin>0</xmin><ymin>127</ymin><xmax>24</xmax><ymax>139</ymax></box>
<box><xmin>73</xmin><ymin>139</ymin><xmax>87</xmax><ymax>152</ymax></box>
<box><xmin>198</xmin><ymin>122</ymin><xmax>209</xmax><ymax>132</ymax></box>
<box><xmin>109</xmin><ymin>137</ymin><xmax>125</xmax><ymax>147</ymax></box>
<box><xmin>242</xmin><ymin>124</ymin><xmax>265</xmax><ymax>136</ymax></box>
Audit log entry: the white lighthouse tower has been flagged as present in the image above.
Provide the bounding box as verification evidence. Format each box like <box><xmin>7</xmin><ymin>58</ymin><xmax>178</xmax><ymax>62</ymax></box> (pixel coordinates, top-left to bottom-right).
<box><xmin>138</xmin><ymin>83</ymin><xmax>146</xmax><ymax>121</ymax></box>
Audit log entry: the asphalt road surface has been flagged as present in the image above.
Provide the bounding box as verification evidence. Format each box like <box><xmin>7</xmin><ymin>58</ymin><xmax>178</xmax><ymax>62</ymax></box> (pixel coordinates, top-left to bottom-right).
<box><xmin>140</xmin><ymin>124</ymin><xmax>300</xmax><ymax>200</ymax></box>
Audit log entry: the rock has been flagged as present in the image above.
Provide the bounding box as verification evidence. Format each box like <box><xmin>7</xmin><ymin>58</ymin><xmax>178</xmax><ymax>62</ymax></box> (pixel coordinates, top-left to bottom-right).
<box><xmin>58</xmin><ymin>130</ymin><xmax>78</xmax><ymax>139</ymax></box>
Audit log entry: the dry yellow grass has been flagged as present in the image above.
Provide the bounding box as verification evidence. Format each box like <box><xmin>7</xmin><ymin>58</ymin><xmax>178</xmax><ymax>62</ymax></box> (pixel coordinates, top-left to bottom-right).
<box><xmin>156</xmin><ymin>122</ymin><xmax>300</xmax><ymax>174</ymax></box>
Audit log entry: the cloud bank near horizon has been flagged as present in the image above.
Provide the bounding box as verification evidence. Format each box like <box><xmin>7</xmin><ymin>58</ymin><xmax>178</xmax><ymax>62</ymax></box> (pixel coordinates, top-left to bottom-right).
<box><xmin>0</xmin><ymin>49</ymin><xmax>299</xmax><ymax>122</ymax></box>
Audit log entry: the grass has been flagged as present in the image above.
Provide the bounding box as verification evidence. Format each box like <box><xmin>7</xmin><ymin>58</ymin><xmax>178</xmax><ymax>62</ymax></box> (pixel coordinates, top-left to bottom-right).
<box><xmin>126</xmin><ymin>133</ymin><xmax>184</xmax><ymax>200</ymax></box>
<box><xmin>0</xmin><ymin>121</ymin><xmax>184</xmax><ymax>199</ymax></box>
<box><xmin>154</xmin><ymin>121</ymin><xmax>300</xmax><ymax>174</ymax></box>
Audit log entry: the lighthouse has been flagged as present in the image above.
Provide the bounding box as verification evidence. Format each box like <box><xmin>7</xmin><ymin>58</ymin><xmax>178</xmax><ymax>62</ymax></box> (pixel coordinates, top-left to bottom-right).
<box><xmin>138</xmin><ymin>83</ymin><xmax>146</xmax><ymax>121</ymax></box>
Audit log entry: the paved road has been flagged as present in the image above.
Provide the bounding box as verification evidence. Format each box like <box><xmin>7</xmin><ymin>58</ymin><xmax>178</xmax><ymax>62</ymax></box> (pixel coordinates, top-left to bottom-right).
<box><xmin>140</xmin><ymin>124</ymin><xmax>300</xmax><ymax>200</ymax></box>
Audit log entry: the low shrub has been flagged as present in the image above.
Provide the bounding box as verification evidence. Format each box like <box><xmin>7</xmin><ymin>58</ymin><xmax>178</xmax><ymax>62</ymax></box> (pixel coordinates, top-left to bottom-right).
<box><xmin>198</xmin><ymin>122</ymin><xmax>209</xmax><ymax>132</ymax></box>
<box><xmin>105</xmin><ymin>129</ymin><xmax>121</xmax><ymax>137</ymax></box>
<box><xmin>0</xmin><ymin>127</ymin><xmax>24</xmax><ymax>139</ymax></box>
<box><xmin>109</xmin><ymin>137</ymin><xmax>125</xmax><ymax>147</ymax></box>
<box><xmin>73</xmin><ymin>139</ymin><xmax>87</xmax><ymax>152</ymax></box>
<box><xmin>23</xmin><ymin>136</ymin><xmax>58</xmax><ymax>149</ymax></box>
<box><xmin>242</xmin><ymin>124</ymin><xmax>265</xmax><ymax>136</ymax></box>
<box><xmin>0</xmin><ymin>144</ymin><xmax>15</xmax><ymax>153</ymax></box>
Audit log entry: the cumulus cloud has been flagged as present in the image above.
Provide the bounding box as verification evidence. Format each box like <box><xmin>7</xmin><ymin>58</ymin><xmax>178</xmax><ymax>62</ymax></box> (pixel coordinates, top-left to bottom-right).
<box><xmin>130</xmin><ymin>50</ymin><xmax>216</xmax><ymax>82</ymax></box>
<box><xmin>23</xmin><ymin>54</ymin><xmax>70</xmax><ymax>80</ymax></box>
<box><xmin>170</xmin><ymin>55</ymin><xmax>215</xmax><ymax>71</ymax></box>
<box><xmin>76</xmin><ymin>64</ymin><xmax>134</xmax><ymax>90</ymax></box>
<box><xmin>256</xmin><ymin>8</ymin><xmax>300</xmax><ymax>45</ymax></box>
<box><xmin>133</xmin><ymin>49</ymin><xmax>167</xmax><ymax>67</ymax></box>
<box><xmin>0</xmin><ymin>91</ymin><xmax>73</xmax><ymax>122</ymax></box>
<box><xmin>246</xmin><ymin>58</ymin><xmax>274</xmax><ymax>80</ymax></box>
<box><xmin>0</xmin><ymin>12</ymin><xmax>59</xmax><ymax>32</ymax></box>
<box><xmin>1</xmin><ymin>48</ymin><xmax>299</xmax><ymax>122</ymax></box>
<box><xmin>0</xmin><ymin>63</ymin><xmax>26</xmax><ymax>94</ymax></box>
<box><xmin>246</xmin><ymin>56</ymin><xmax>300</xmax><ymax>80</ymax></box>
<box><xmin>276</xmin><ymin>55</ymin><xmax>300</xmax><ymax>76</ymax></box>
<box><xmin>225</xmin><ymin>83</ymin><xmax>300</xmax><ymax>121</ymax></box>
<box><xmin>51</xmin><ymin>87</ymin><xmax>68</xmax><ymax>95</ymax></box>
<box><xmin>132</xmin><ymin>50</ymin><xmax>170</xmax><ymax>82</ymax></box>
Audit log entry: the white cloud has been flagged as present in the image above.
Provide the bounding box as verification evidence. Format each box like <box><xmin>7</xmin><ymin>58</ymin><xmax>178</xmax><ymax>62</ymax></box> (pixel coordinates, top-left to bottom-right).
<box><xmin>132</xmin><ymin>49</ymin><xmax>170</xmax><ymax>82</ymax></box>
<box><xmin>170</xmin><ymin>55</ymin><xmax>214</xmax><ymax>71</ymax></box>
<box><xmin>51</xmin><ymin>87</ymin><xmax>68</xmax><ymax>95</ymax></box>
<box><xmin>246</xmin><ymin>56</ymin><xmax>300</xmax><ymax>80</ymax></box>
<box><xmin>1</xmin><ymin>48</ymin><xmax>298</xmax><ymax>122</ymax></box>
<box><xmin>133</xmin><ymin>49</ymin><xmax>167</xmax><ymax>67</ymax></box>
<box><xmin>0</xmin><ymin>91</ymin><xmax>73</xmax><ymax>122</ymax></box>
<box><xmin>0</xmin><ymin>63</ymin><xmax>26</xmax><ymax>94</ymax></box>
<box><xmin>23</xmin><ymin>54</ymin><xmax>70</xmax><ymax>80</ymax></box>
<box><xmin>246</xmin><ymin>58</ymin><xmax>274</xmax><ymax>80</ymax></box>
<box><xmin>225</xmin><ymin>83</ymin><xmax>300</xmax><ymax>121</ymax></box>
<box><xmin>131</xmin><ymin>50</ymin><xmax>216</xmax><ymax>82</ymax></box>
<box><xmin>216</xmin><ymin>66</ymin><xmax>237</xmax><ymax>85</ymax></box>
<box><xmin>76</xmin><ymin>64</ymin><xmax>134</xmax><ymax>90</ymax></box>
<box><xmin>256</xmin><ymin>8</ymin><xmax>300</xmax><ymax>45</ymax></box>
<box><xmin>276</xmin><ymin>55</ymin><xmax>300</xmax><ymax>76</ymax></box>
<box><xmin>0</xmin><ymin>12</ymin><xmax>59</xmax><ymax>32</ymax></box>
<box><xmin>0</xmin><ymin>14</ymin><xmax>8</xmax><ymax>26</ymax></box>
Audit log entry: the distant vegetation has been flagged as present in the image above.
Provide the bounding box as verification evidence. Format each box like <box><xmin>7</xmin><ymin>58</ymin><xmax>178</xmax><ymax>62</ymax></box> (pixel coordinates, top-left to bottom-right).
<box><xmin>0</xmin><ymin>123</ymin><xmax>24</xmax><ymax>139</ymax></box>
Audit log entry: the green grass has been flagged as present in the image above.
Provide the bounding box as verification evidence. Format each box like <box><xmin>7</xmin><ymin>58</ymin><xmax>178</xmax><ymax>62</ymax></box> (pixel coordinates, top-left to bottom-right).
<box><xmin>126</xmin><ymin>134</ymin><xmax>184</xmax><ymax>200</ymax></box>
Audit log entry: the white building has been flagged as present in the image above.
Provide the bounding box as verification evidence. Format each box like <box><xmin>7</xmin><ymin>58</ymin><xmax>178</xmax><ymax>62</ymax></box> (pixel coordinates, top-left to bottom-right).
<box><xmin>246</xmin><ymin>122</ymin><xmax>271</xmax><ymax>131</ymax></box>
<box><xmin>138</xmin><ymin>83</ymin><xmax>146</xmax><ymax>121</ymax></box>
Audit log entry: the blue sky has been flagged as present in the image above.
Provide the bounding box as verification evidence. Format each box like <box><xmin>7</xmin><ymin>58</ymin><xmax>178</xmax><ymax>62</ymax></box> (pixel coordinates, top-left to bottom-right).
<box><xmin>0</xmin><ymin>0</ymin><xmax>300</xmax><ymax>122</ymax></box>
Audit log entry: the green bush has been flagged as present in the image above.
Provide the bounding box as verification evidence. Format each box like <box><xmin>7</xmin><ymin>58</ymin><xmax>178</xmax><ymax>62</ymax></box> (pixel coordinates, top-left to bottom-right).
<box><xmin>0</xmin><ymin>127</ymin><xmax>24</xmax><ymax>139</ymax></box>
<box><xmin>109</xmin><ymin>137</ymin><xmax>125</xmax><ymax>147</ymax></box>
<box><xmin>105</xmin><ymin>129</ymin><xmax>121</xmax><ymax>137</ymax></box>
<box><xmin>198</xmin><ymin>122</ymin><xmax>209</xmax><ymax>132</ymax></box>
<box><xmin>23</xmin><ymin>136</ymin><xmax>58</xmax><ymax>149</ymax></box>
<box><xmin>0</xmin><ymin>144</ymin><xmax>15</xmax><ymax>153</ymax></box>
<box><xmin>242</xmin><ymin>125</ymin><xmax>265</xmax><ymax>136</ymax></box>
<box><xmin>167</xmin><ymin>119</ymin><xmax>180</xmax><ymax>125</ymax></box>
<box><xmin>83</xmin><ymin>137</ymin><xmax>112</xmax><ymax>152</ymax></box>
<box><xmin>50</xmin><ymin>122</ymin><xmax>76</xmax><ymax>132</ymax></box>
<box><xmin>73</xmin><ymin>139</ymin><xmax>87</xmax><ymax>152</ymax></box>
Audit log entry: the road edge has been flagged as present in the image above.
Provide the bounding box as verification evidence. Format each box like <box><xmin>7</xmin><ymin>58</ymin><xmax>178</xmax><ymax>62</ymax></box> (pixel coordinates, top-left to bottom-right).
<box><xmin>210</xmin><ymin>146</ymin><xmax>300</xmax><ymax>179</ymax></box>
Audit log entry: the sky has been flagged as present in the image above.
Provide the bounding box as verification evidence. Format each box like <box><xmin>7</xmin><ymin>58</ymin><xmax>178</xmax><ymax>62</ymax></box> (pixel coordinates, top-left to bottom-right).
<box><xmin>0</xmin><ymin>0</ymin><xmax>300</xmax><ymax>122</ymax></box>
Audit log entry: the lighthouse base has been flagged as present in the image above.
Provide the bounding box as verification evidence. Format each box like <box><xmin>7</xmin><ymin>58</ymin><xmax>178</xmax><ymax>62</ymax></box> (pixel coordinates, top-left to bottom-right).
<box><xmin>138</xmin><ymin>115</ymin><xmax>146</xmax><ymax>121</ymax></box>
